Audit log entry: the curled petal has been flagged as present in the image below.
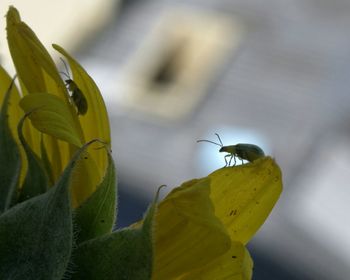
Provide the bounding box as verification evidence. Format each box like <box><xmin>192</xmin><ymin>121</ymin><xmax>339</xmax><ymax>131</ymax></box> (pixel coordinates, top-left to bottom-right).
<box><xmin>19</xmin><ymin>93</ymin><xmax>83</xmax><ymax>147</ymax></box>
<box><xmin>153</xmin><ymin>178</ymin><xmax>231</xmax><ymax>279</ymax></box>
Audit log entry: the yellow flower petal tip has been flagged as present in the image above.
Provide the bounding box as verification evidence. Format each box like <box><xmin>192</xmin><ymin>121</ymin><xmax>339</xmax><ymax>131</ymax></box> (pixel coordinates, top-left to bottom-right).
<box><xmin>152</xmin><ymin>157</ymin><xmax>282</xmax><ymax>279</ymax></box>
<box><xmin>6</xmin><ymin>6</ymin><xmax>21</xmax><ymax>25</ymax></box>
<box><xmin>209</xmin><ymin>156</ymin><xmax>283</xmax><ymax>244</ymax></box>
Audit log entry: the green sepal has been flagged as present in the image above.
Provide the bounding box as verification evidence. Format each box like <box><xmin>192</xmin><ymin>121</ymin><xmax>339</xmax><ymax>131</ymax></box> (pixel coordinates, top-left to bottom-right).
<box><xmin>17</xmin><ymin>113</ymin><xmax>49</xmax><ymax>202</ymax></box>
<box><xmin>70</xmin><ymin>187</ymin><xmax>162</xmax><ymax>280</ymax></box>
<box><xmin>0</xmin><ymin>78</ymin><xmax>21</xmax><ymax>213</ymax></box>
<box><xmin>74</xmin><ymin>152</ymin><xmax>117</xmax><ymax>244</ymax></box>
<box><xmin>0</xmin><ymin>140</ymin><xmax>96</xmax><ymax>279</ymax></box>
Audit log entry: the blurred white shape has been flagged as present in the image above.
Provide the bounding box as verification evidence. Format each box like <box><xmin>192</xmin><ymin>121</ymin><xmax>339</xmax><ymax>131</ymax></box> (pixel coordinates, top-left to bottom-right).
<box><xmin>0</xmin><ymin>0</ymin><xmax>119</xmax><ymax>73</ymax></box>
<box><xmin>196</xmin><ymin>126</ymin><xmax>270</xmax><ymax>174</ymax></box>
<box><xmin>116</xmin><ymin>7</ymin><xmax>243</xmax><ymax>121</ymax></box>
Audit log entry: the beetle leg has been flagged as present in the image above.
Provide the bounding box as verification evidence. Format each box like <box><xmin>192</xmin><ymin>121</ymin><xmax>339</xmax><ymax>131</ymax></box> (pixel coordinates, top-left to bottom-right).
<box><xmin>224</xmin><ymin>154</ymin><xmax>232</xmax><ymax>167</ymax></box>
<box><xmin>228</xmin><ymin>155</ymin><xmax>236</xmax><ymax>166</ymax></box>
<box><xmin>228</xmin><ymin>155</ymin><xmax>233</xmax><ymax>166</ymax></box>
<box><xmin>225</xmin><ymin>154</ymin><xmax>234</xmax><ymax>167</ymax></box>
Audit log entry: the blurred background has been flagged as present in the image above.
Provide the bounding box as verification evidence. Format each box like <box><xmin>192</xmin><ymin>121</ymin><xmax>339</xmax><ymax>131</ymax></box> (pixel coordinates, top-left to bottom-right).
<box><xmin>1</xmin><ymin>0</ymin><xmax>350</xmax><ymax>279</ymax></box>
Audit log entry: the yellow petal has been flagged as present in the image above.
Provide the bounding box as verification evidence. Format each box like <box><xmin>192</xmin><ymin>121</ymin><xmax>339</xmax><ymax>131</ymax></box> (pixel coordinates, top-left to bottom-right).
<box><xmin>6</xmin><ymin>6</ymin><xmax>83</xmax><ymax>180</ymax></box>
<box><xmin>6</xmin><ymin>6</ymin><xmax>44</xmax><ymax>93</ymax></box>
<box><xmin>179</xmin><ymin>241</ymin><xmax>253</xmax><ymax>280</ymax></box>
<box><xmin>0</xmin><ymin>66</ymin><xmax>28</xmax><ymax>184</ymax></box>
<box><xmin>6</xmin><ymin>7</ymin><xmax>109</xmax><ymax>206</ymax></box>
<box><xmin>209</xmin><ymin>157</ymin><xmax>282</xmax><ymax>244</ymax></box>
<box><xmin>153</xmin><ymin>178</ymin><xmax>231</xmax><ymax>280</ymax></box>
<box><xmin>19</xmin><ymin>93</ymin><xmax>83</xmax><ymax>147</ymax></box>
<box><xmin>53</xmin><ymin>44</ymin><xmax>111</xmax><ymax>175</ymax></box>
<box><xmin>6</xmin><ymin>6</ymin><xmax>66</xmax><ymax>97</ymax></box>
<box><xmin>0</xmin><ymin>66</ymin><xmax>21</xmax><ymax>145</ymax></box>
<box><xmin>41</xmin><ymin>134</ymin><xmax>64</xmax><ymax>182</ymax></box>
<box><xmin>69</xmin><ymin>146</ymin><xmax>103</xmax><ymax>207</ymax></box>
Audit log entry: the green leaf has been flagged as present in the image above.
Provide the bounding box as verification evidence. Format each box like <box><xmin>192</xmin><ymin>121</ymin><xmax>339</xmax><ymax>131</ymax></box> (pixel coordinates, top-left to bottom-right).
<box><xmin>74</xmin><ymin>153</ymin><xmax>117</xmax><ymax>244</ymax></box>
<box><xmin>0</xmin><ymin>78</ymin><xmax>21</xmax><ymax>213</ymax></box>
<box><xmin>71</xmin><ymin>188</ymin><xmax>160</xmax><ymax>280</ymax></box>
<box><xmin>0</xmin><ymin>140</ymin><xmax>96</xmax><ymax>279</ymax></box>
<box><xmin>17</xmin><ymin>114</ymin><xmax>49</xmax><ymax>202</ymax></box>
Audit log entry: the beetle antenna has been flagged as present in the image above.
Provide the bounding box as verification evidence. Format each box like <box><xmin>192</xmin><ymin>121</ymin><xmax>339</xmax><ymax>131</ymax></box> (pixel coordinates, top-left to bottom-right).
<box><xmin>59</xmin><ymin>71</ymin><xmax>70</xmax><ymax>80</ymax></box>
<box><xmin>59</xmin><ymin>57</ymin><xmax>71</xmax><ymax>79</ymax></box>
<box><xmin>215</xmin><ymin>133</ymin><xmax>224</xmax><ymax>146</ymax></box>
<box><xmin>197</xmin><ymin>139</ymin><xmax>223</xmax><ymax>147</ymax></box>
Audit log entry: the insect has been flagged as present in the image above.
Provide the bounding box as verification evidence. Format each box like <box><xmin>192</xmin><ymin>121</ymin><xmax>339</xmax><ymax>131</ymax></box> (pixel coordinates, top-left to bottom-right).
<box><xmin>197</xmin><ymin>133</ymin><xmax>265</xmax><ymax>166</ymax></box>
<box><xmin>60</xmin><ymin>58</ymin><xmax>88</xmax><ymax>116</ymax></box>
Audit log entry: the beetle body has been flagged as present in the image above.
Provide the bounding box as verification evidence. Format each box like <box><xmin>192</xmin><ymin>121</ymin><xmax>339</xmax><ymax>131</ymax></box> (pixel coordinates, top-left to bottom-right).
<box><xmin>60</xmin><ymin>58</ymin><xmax>88</xmax><ymax>116</ymax></box>
<box><xmin>65</xmin><ymin>79</ymin><xmax>88</xmax><ymax>115</ymax></box>
<box><xmin>220</xmin><ymin>143</ymin><xmax>265</xmax><ymax>164</ymax></box>
<box><xmin>197</xmin><ymin>134</ymin><xmax>265</xmax><ymax>166</ymax></box>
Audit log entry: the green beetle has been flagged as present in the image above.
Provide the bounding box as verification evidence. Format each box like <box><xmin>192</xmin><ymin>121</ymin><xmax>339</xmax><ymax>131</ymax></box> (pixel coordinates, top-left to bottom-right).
<box><xmin>197</xmin><ymin>133</ymin><xmax>265</xmax><ymax>166</ymax></box>
<box><xmin>60</xmin><ymin>58</ymin><xmax>88</xmax><ymax>116</ymax></box>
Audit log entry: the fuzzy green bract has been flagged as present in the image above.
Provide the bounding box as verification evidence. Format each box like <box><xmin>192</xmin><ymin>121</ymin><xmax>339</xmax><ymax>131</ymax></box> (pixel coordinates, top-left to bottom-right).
<box><xmin>17</xmin><ymin>114</ymin><xmax>49</xmax><ymax>202</ymax></box>
<box><xmin>74</xmin><ymin>153</ymin><xmax>117</xmax><ymax>244</ymax></box>
<box><xmin>0</xmin><ymin>139</ymin><xmax>121</xmax><ymax>280</ymax></box>
<box><xmin>0</xmin><ymin>141</ymin><xmax>86</xmax><ymax>279</ymax></box>
<box><xmin>71</xmin><ymin>196</ymin><xmax>157</xmax><ymax>280</ymax></box>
